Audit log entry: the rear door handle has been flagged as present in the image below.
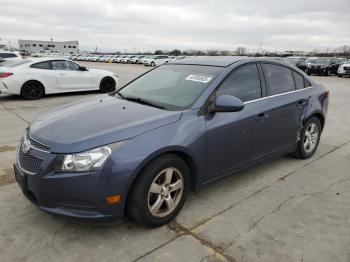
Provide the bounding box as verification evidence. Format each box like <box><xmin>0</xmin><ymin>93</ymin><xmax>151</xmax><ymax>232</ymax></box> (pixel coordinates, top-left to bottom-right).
<box><xmin>255</xmin><ymin>113</ymin><xmax>268</xmax><ymax>121</ymax></box>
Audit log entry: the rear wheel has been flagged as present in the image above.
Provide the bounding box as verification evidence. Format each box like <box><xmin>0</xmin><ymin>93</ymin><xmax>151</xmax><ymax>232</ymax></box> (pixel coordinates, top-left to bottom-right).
<box><xmin>99</xmin><ymin>77</ymin><xmax>116</xmax><ymax>93</ymax></box>
<box><xmin>306</xmin><ymin>68</ymin><xmax>311</xmax><ymax>75</ymax></box>
<box><xmin>293</xmin><ymin>117</ymin><xmax>321</xmax><ymax>159</ymax></box>
<box><xmin>21</xmin><ymin>81</ymin><xmax>44</xmax><ymax>100</ymax></box>
<box><xmin>338</xmin><ymin>74</ymin><xmax>343</xmax><ymax>77</ymax></box>
<box><xmin>325</xmin><ymin>69</ymin><xmax>331</xmax><ymax>76</ymax></box>
<box><xmin>127</xmin><ymin>154</ymin><xmax>190</xmax><ymax>227</ymax></box>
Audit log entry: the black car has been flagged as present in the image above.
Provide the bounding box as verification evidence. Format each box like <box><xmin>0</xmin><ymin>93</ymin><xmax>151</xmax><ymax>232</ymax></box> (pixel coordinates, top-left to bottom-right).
<box><xmin>284</xmin><ymin>57</ymin><xmax>308</xmax><ymax>71</ymax></box>
<box><xmin>305</xmin><ymin>57</ymin><xmax>341</xmax><ymax>76</ymax></box>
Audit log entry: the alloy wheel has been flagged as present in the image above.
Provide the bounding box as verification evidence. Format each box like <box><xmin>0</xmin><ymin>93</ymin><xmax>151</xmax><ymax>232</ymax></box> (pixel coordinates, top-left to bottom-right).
<box><xmin>303</xmin><ymin>123</ymin><xmax>319</xmax><ymax>153</ymax></box>
<box><xmin>147</xmin><ymin>167</ymin><xmax>184</xmax><ymax>218</ymax></box>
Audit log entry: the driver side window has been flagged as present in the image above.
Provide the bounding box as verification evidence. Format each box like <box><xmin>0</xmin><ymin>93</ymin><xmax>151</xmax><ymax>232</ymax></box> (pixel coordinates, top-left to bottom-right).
<box><xmin>216</xmin><ymin>64</ymin><xmax>262</xmax><ymax>102</ymax></box>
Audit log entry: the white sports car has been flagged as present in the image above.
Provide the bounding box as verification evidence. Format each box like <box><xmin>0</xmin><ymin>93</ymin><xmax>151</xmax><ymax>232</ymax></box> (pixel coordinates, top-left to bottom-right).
<box><xmin>0</xmin><ymin>58</ymin><xmax>118</xmax><ymax>99</ymax></box>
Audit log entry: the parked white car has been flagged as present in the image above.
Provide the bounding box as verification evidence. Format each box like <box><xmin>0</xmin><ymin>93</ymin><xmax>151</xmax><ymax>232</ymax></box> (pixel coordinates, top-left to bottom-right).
<box><xmin>337</xmin><ymin>62</ymin><xmax>350</xmax><ymax>77</ymax></box>
<box><xmin>0</xmin><ymin>51</ymin><xmax>23</xmax><ymax>62</ymax></box>
<box><xmin>114</xmin><ymin>56</ymin><xmax>126</xmax><ymax>63</ymax></box>
<box><xmin>130</xmin><ymin>55</ymin><xmax>144</xmax><ymax>64</ymax></box>
<box><xmin>0</xmin><ymin>58</ymin><xmax>118</xmax><ymax>99</ymax></box>
<box><xmin>143</xmin><ymin>55</ymin><xmax>169</xmax><ymax>66</ymax></box>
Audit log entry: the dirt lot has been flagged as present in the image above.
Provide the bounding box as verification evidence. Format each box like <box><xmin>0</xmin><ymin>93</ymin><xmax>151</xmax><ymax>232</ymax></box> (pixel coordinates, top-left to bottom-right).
<box><xmin>0</xmin><ymin>62</ymin><xmax>349</xmax><ymax>262</ymax></box>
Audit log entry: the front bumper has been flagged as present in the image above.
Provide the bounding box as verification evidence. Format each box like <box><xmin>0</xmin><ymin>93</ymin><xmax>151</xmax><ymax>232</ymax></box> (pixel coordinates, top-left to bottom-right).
<box><xmin>14</xmin><ymin>150</ymin><xmax>128</xmax><ymax>222</ymax></box>
<box><xmin>307</xmin><ymin>67</ymin><xmax>329</xmax><ymax>75</ymax></box>
<box><xmin>338</xmin><ymin>67</ymin><xmax>350</xmax><ymax>75</ymax></box>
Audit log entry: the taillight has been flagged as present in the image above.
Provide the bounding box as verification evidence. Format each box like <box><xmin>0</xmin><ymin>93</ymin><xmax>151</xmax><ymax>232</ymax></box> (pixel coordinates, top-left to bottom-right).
<box><xmin>0</xmin><ymin>72</ymin><xmax>13</xmax><ymax>78</ymax></box>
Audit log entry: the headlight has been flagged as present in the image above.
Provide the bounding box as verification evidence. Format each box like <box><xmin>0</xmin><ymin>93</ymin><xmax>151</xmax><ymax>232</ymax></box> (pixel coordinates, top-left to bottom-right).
<box><xmin>55</xmin><ymin>141</ymin><xmax>125</xmax><ymax>172</ymax></box>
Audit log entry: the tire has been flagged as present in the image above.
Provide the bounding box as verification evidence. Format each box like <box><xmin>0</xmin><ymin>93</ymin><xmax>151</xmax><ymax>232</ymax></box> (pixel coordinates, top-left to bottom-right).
<box><xmin>306</xmin><ymin>69</ymin><xmax>311</xmax><ymax>75</ymax></box>
<box><xmin>338</xmin><ymin>74</ymin><xmax>342</xmax><ymax>77</ymax></box>
<box><xmin>127</xmin><ymin>154</ymin><xmax>190</xmax><ymax>227</ymax></box>
<box><xmin>151</xmin><ymin>62</ymin><xmax>155</xmax><ymax>67</ymax></box>
<box><xmin>99</xmin><ymin>77</ymin><xmax>116</xmax><ymax>93</ymax></box>
<box><xmin>325</xmin><ymin>69</ymin><xmax>331</xmax><ymax>76</ymax></box>
<box><xmin>21</xmin><ymin>81</ymin><xmax>44</xmax><ymax>100</ymax></box>
<box><xmin>293</xmin><ymin>117</ymin><xmax>321</xmax><ymax>159</ymax></box>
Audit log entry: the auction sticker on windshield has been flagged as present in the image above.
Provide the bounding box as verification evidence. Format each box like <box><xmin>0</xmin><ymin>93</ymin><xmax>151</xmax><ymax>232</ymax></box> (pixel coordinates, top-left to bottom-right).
<box><xmin>185</xmin><ymin>74</ymin><xmax>213</xmax><ymax>83</ymax></box>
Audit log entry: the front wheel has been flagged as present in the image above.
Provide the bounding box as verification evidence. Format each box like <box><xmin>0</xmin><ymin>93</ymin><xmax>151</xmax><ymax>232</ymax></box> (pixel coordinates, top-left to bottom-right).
<box><xmin>127</xmin><ymin>154</ymin><xmax>190</xmax><ymax>227</ymax></box>
<box><xmin>99</xmin><ymin>77</ymin><xmax>116</xmax><ymax>93</ymax></box>
<box><xmin>293</xmin><ymin>117</ymin><xmax>321</xmax><ymax>159</ymax></box>
<box><xmin>306</xmin><ymin>68</ymin><xmax>311</xmax><ymax>75</ymax></box>
<box><xmin>151</xmin><ymin>62</ymin><xmax>155</xmax><ymax>67</ymax></box>
<box><xmin>338</xmin><ymin>74</ymin><xmax>343</xmax><ymax>77</ymax></box>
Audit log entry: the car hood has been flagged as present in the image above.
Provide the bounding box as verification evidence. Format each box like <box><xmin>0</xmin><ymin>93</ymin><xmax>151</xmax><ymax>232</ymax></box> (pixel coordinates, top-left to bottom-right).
<box><xmin>30</xmin><ymin>95</ymin><xmax>182</xmax><ymax>153</ymax></box>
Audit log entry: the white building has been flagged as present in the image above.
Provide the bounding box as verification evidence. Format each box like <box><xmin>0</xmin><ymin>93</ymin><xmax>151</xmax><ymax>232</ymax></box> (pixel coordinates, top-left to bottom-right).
<box><xmin>18</xmin><ymin>39</ymin><xmax>79</xmax><ymax>54</ymax></box>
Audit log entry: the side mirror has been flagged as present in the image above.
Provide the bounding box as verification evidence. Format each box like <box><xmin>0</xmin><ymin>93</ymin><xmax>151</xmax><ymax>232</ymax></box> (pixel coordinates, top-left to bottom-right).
<box><xmin>209</xmin><ymin>95</ymin><xmax>244</xmax><ymax>113</ymax></box>
<box><xmin>79</xmin><ymin>66</ymin><xmax>88</xmax><ymax>71</ymax></box>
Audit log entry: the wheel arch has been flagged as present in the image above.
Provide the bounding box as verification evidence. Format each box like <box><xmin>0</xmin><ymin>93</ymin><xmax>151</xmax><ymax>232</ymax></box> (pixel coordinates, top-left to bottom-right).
<box><xmin>305</xmin><ymin>110</ymin><xmax>325</xmax><ymax>131</ymax></box>
<box><xmin>99</xmin><ymin>75</ymin><xmax>116</xmax><ymax>89</ymax></box>
<box><xmin>135</xmin><ymin>148</ymin><xmax>198</xmax><ymax>189</ymax></box>
<box><xmin>21</xmin><ymin>79</ymin><xmax>46</xmax><ymax>95</ymax></box>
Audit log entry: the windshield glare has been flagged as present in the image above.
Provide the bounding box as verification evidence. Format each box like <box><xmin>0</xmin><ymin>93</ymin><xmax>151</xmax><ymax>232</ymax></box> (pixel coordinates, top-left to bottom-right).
<box><xmin>315</xmin><ymin>58</ymin><xmax>331</xmax><ymax>64</ymax></box>
<box><xmin>118</xmin><ymin>64</ymin><xmax>223</xmax><ymax>110</ymax></box>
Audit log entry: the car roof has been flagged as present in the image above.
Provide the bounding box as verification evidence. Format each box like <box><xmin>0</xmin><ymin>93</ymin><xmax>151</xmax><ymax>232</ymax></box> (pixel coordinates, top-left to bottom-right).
<box><xmin>170</xmin><ymin>56</ymin><xmax>248</xmax><ymax>67</ymax></box>
<box><xmin>170</xmin><ymin>56</ymin><xmax>287</xmax><ymax>67</ymax></box>
<box><xmin>29</xmin><ymin>57</ymin><xmax>70</xmax><ymax>63</ymax></box>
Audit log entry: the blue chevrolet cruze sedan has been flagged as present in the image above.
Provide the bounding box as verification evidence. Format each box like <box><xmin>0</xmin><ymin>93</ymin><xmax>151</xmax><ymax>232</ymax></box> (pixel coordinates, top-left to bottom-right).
<box><xmin>14</xmin><ymin>57</ymin><xmax>329</xmax><ymax>227</ymax></box>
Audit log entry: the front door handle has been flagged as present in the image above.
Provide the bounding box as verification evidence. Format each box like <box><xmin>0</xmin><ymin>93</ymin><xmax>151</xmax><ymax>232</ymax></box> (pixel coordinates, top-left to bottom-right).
<box><xmin>255</xmin><ymin>113</ymin><xmax>268</xmax><ymax>121</ymax></box>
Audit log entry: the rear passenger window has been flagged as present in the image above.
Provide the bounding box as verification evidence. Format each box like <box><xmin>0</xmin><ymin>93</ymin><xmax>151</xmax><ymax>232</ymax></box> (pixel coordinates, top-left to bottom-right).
<box><xmin>217</xmin><ymin>64</ymin><xmax>261</xmax><ymax>102</ymax></box>
<box><xmin>264</xmin><ymin>64</ymin><xmax>295</xmax><ymax>95</ymax></box>
<box><xmin>31</xmin><ymin>61</ymin><xmax>52</xmax><ymax>70</ymax></box>
<box><xmin>293</xmin><ymin>71</ymin><xmax>304</xmax><ymax>90</ymax></box>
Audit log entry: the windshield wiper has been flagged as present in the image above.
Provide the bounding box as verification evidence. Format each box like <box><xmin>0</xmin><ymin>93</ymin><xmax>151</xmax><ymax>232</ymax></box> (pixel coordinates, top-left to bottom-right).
<box><xmin>117</xmin><ymin>93</ymin><xmax>165</xmax><ymax>109</ymax></box>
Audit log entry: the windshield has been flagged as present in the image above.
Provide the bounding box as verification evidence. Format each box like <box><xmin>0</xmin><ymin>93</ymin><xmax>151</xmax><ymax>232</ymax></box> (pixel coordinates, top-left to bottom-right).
<box><xmin>315</xmin><ymin>57</ymin><xmax>331</xmax><ymax>64</ymax></box>
<box><xmin>118</xmin><ymin>64</ymin><xmax>223</xmax><ymax>110</ymax></box>
<box><xmin>305</xmin><ymin>58</ymin><xmax>316</xmax><ymax>63</ymax></box>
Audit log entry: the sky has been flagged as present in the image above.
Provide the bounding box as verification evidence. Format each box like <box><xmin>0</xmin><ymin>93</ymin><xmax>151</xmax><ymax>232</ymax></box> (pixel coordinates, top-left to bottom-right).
<box><xmin>0</xmin><ymin>0</ymin><xmax>349</xmax><ymax>52</ymax></box>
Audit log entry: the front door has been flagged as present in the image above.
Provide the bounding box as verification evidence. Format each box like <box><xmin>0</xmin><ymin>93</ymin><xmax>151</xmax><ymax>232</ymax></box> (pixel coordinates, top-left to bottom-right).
<box><xmin>52</xmin><ymin>60</ymin><xmax>94</xmax><ymax>90</ymax></box>
<box><xmin>205</xmin><ymin>63</ymin><xmax>266</xmax><ymax>181</ymax></box>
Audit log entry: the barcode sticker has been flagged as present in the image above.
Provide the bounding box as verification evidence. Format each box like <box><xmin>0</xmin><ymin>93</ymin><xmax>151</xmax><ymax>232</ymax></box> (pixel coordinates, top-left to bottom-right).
<box><xmin>185</xmin><ymin>75</ymin><xmax>213</xmax><ymax>83</ymax></box>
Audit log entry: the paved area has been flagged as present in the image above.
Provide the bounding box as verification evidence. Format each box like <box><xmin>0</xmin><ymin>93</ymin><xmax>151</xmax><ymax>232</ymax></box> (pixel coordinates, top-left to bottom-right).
<box><xmin>0</xmin><ymin>62</ymin><xmax>349</xmax><ymax>262</ymax></box>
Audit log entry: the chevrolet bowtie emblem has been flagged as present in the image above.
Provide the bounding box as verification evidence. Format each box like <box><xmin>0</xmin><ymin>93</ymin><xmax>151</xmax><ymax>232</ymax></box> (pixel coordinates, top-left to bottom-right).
<box><xmin>21</xmin><ymin>139</ymin><xmax>31</xmax><ymax>154</ymax></box>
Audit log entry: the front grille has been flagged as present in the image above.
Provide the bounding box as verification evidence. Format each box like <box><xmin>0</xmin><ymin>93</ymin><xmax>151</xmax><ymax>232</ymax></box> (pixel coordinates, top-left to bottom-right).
<box><xmin>26</xmin><ymin>132</ymin><xmax>49</xmax><ymax>151</ymax></box>
<box><xmin>18</xmin><ymin>149</ymin><xmax>43</xmax><ymax>174</ymax></box>
<box><xmin>344</xmin><ymin>66</ymin><xmax>350</xmax><ymax>70</ymax></box>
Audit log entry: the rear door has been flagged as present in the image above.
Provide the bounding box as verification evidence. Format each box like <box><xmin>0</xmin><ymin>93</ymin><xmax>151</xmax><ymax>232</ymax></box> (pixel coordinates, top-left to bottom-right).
<box><xmin>260</xmin><ymin>63</ymin><xmax>308</xmax><ymax>154</ymax></box>
<box><xmin>52</xmin><ymin>60</ymin><xmax>94</xmax><ymax>90</ymax></box>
